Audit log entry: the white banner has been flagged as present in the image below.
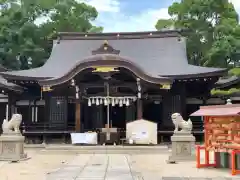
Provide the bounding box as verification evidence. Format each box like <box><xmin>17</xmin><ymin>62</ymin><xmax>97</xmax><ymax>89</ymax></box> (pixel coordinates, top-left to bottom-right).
<box><xmin>70</xmin><ymin>133</ymin><xmax>98</xmax><ymax>144</ymax></box>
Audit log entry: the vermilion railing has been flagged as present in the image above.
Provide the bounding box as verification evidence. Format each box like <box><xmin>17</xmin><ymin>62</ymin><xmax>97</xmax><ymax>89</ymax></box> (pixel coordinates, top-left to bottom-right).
<box><xmin>196</xmin><ymin>145</ymin><xmax>217</xmax><ymax>168</ymax></box>
<box><xmin>196</xmin><ymin>116</ymin><xmax>240</xmax><ymax>175</ymax></box>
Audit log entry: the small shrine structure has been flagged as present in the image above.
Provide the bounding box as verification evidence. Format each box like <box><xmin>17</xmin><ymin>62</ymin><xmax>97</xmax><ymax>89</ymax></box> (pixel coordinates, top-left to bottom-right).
<box><xmin>191</xmin><ymin>104</ymin><xmax>240</xmax><ymax>175</ymax></box>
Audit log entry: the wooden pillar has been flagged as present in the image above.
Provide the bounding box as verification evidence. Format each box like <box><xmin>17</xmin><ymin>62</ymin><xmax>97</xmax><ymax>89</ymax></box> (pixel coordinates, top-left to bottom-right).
<box><xmin>43</xmin><ymin>92</ymin><xmax>50</xmax><ymax>144</ymax></box>
<box><xmin>7</xmin><ymin>93</ymin><xmax>12</xmax><ymax>120</ymax></box>
<box><xmin>162</xmin><ymin>93</ymin><xmax>173</xmax><ymax>128</ymax></box>
<box><xmin>136</xmin><ymin>78</ymin><xmax>142</xmax><ymax>120</ymax></box>
<box><xmin>44</xmin><ymin>96</ymin><xmax>48</xmax><ymax>125</ymax></box>
<box><xmin>180</xmin><ymin>84</ymin><xmax>186</xmax><ymax>119</ymax></box>
<box><xmin>8</xmin><ymin>93</ymin><xmax>17</xmax><ymax>119</ymax></box>
<box><xmin>75</xmin><ymin>102</ymin><xmax>81</xmax><ymax>132</ymax></box>
<box><xmin>137</xmin><ymin>99</ymin><xmax>143</xmax><ymax>119</ymax></box>
<box><xmin>5</xmin><ymin>103</ymin><xmax>8</xmax><ymax>120</ymax></box>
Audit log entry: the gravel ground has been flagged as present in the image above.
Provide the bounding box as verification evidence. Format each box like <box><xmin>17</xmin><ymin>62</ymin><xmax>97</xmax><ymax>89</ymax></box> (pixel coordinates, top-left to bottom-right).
<box><xmin>0</xmin><ymin>149</ymin><xmax>76</xmax><ymax>180</ymax></box>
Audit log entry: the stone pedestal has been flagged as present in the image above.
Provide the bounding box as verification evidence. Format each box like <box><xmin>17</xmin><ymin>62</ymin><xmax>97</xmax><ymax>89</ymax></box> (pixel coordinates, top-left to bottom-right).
<box><xmin>0</xmin><ymin>133</ymin><xmax>27</xmax><ymax>161</ymax></box>
<box><xmin>168</xmin><ymin>132</ymin><xmax>195</xmax><ymax>163</ymax></box>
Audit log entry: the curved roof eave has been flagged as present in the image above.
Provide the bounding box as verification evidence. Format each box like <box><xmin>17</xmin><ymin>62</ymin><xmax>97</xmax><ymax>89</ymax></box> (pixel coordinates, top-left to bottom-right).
<box><xmin>0</xmin><ymin>67</ymin><xmax>52</xmax><ymax>81</ymax></box>
<box><xmin>0</xmin><ymin>84</ymin><xmax>24</xmax><ymax>93</ymax></box>
<box><xmin>0</xmin><ymin>76</ymin><xmax>24</xmax><ymax>93</ymax></box>
<box><xmin>0</xmin><ymin>73</ymin><xmax>52</xmax><ymax>81</ymax></box>
<box><xmin>39</xmin><ymin>54</ymin><xmax>173</xmax><ymax>86</ymax></box>
<box><xmin>215</xmin><ymin>75</ymin><xmax>240</xmax><ymax>88</ymax></box>
<box><xmin>160</xmin><ymin>68</ymin><xmax>227</xmax><ymax>79</ymax></box>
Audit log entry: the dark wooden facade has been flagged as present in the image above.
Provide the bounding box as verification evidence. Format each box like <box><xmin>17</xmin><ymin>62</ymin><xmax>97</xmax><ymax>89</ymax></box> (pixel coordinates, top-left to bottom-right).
<box><xmin>0</xmin><ymin>30</ymin><xmax>226</xmax><ymax>143</ymax></box>
<box><xmin>1</xmin><ymin>73</ymin><xmax>219</xmax><ymax>143</ymax></box>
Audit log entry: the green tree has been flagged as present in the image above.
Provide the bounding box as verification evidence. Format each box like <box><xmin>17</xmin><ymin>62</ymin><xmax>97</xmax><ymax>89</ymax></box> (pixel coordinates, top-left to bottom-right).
<box><xmin>46</xmin><ymin>0</ymin><xmax>99</xmax><ymax>32</ymax></box>
<box><xmin>155</xmin><ymin>19</ymin><xmax>174</xmax><ymax>30</ymax></box>
<box><xmin>156</xmin><ymin>0</ymin><xmax>240</xmax><ymax>68</ymax></box>
<box><xmin>0</xmin><ymin>0</ymin><xmax>103</xmax><ymax>70</ymax></box>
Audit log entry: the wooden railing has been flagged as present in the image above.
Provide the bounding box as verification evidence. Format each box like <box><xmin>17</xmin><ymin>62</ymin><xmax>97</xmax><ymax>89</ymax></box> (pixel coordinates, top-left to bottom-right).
<box><xmin>21</xmin><ymin>122</ymin><xmax>75</xmax><ymax>134</ymax></box>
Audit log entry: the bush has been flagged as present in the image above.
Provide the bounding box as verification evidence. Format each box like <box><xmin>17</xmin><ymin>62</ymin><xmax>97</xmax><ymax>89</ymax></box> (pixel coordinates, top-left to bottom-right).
<box><xmin>229</xmin><ymin>68</ymin><xmax>240</xmax><ymax>76</ymax></box>
<box><xmin>211</xmin><ymin>88</ymin><xmax>240</xmax><ymax>96</ymax></box>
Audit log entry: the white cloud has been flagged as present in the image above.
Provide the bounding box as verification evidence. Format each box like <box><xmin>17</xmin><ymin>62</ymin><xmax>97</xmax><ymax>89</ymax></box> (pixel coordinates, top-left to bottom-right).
<box><xmin>83</xmin><ymin>0</ymin><xmax>120</xmax><ymax>12</ymax></box>
<box><xmin>83</xmin><ymin>0</ymin><xmax>171</xmax><ymax>32</ymax></box>
<box><xmin>95</xmin><ymin>8</ymin><xmax>171</xmax><ymax>32</ymax></box>
<box><xmin>35</xmin><ymin>0</ymin><xmax>171</xmax><ymax>32</ymax></box>
<box><xmin>230</xmin><ymin>0</ymin><xmax>240</xmax><ymax>10</ymax></box>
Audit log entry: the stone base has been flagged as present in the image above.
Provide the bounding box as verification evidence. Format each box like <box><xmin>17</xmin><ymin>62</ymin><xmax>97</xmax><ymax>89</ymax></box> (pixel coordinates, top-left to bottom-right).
<box><xmin>168</xmin><ymin>132</ymin><xmax>195</xmax><ymax>163</ymax></box>
<box><xmin>0</xmin><ymin>133</ymin><xmax>27</xmax><ymax>161</ymax></box>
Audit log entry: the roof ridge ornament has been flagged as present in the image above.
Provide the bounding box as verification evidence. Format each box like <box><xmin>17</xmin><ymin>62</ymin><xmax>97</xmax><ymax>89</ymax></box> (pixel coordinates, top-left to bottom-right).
<box><xmin>92</xmin><ymin>40</ymin><xmax>120</xmax><ymax>55</ymax></box>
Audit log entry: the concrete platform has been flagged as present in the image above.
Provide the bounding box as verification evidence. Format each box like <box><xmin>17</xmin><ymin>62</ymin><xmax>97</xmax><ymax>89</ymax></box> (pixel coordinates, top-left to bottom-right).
<box><xmin>43</xmin><ymin>144</ymin><xmax>169</xmax><ymax>154</ymax></box>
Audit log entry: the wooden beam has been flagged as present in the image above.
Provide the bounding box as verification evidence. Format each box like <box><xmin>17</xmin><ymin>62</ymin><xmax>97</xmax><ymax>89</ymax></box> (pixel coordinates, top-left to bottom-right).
<box><xmin>79</xmin><ymin>82</ymin><xmax>136</xmax><ymax>90</ymax></box>
<box><xmin>75</xmin><ymin>102</ymin><xmax>81</xmax><ymax>132</ymax></box>
<box><xmin>84</xmin><ymin>92</ymin><xmax>136</xmax><ymax>97</ymax></box>
<box><xmin>137</xmin><ymin>99</ymin><xmax>143</xmax><ymax>119</ymax></box>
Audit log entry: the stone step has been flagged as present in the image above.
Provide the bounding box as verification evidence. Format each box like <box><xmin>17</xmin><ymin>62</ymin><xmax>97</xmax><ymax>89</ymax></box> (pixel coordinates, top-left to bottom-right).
<box><xmin>35</xmin><ymin>145</ymin><xmax>169</xmax><ymax>154</ymax></box>
<box><xmin>39</xmin><ymin>149</ymin><xmax>169</xmax><ymax>154</ymax></box>
<box><xmin>46</xmin><ymin>145</ymin><xmax>167</xmax><ymax>151</ymax></box>
<box><xmin>24</xmin><ymin>144</ymin><xmax>171</xmax><ymax>154</ymax></box>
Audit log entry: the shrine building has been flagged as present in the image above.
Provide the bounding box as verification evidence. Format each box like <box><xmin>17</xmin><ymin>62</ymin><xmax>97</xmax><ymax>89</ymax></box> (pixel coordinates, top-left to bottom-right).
<box><xmin>0</xmin><ymin>30</ymin><xmax>226</xmax><ymax>143</ymax></box>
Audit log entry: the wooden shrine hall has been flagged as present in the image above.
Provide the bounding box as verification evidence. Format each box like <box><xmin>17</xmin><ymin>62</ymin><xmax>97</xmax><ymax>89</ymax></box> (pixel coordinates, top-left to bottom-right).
<box><xmin>0</xmin><ymin>30</ymin><xmax>226</xmax><ymax>144</ymax></box>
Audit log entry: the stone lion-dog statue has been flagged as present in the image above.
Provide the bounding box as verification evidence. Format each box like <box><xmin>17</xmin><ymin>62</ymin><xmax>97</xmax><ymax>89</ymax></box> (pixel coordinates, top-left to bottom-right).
<box><xmin>2</xmin><ymin>114</ymin><xmax>22</xmax><ymax>134</ymax></box>
<box><xmin>171</xmin><ymin>113</ymin><xmax>192</xmax><ymax>133</ymax></box>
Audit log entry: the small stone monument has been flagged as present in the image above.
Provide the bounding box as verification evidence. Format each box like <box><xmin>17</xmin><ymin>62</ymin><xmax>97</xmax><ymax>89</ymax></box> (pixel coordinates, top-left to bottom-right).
<box><xmin>226</xmin><ymin>99</ymin><xmax>232</xmax><ymax>105</ymax></box>
<box><xmin>168</xmin><ymin>113</ymin><xmax>196</xmax><ymax>163</ymax></box>
<box><xmin>0</xmin><ymin>114</ymin><xmax>27</xmax><ymax>161</ymax></box>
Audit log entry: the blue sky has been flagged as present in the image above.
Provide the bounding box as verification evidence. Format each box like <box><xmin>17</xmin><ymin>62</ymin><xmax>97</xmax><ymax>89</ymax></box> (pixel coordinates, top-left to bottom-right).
<box><xmin>86</xmin><ymin>0</ymin><xmax>176</xmax><ymax>32</ymax></box>
<box><xmin>36</xmin><ymin>0</ymin><xmax>240</xmax><ymax>32</ymax></box>
<box><xmin>85</xmin><ymin>0</ymin><xmax>240</xmax><ymax>32</ymax></box>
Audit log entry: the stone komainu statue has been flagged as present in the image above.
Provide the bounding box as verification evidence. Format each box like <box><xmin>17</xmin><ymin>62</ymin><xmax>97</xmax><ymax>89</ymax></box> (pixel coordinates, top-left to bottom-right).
<box><xmin>171</xmin><ymin>113</ymin><xmax>192</xmax><ymax>133</ymax></box>
<box><xmin>2</xmin><ymin>114</ymin><xmax>22</xmax><ymax>134</ymax></box>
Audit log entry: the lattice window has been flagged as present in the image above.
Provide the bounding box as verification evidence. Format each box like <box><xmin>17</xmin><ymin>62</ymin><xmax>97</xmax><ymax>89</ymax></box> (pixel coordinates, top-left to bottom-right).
<box><xmin>49</xmin><ymin>96</ymin><xmax>67</xmax><ymax>128</ymax></box>
<box><xmin>171</xmin><ymin>95</ymin><xmax>181</xmax><ymax>113</ymax></box>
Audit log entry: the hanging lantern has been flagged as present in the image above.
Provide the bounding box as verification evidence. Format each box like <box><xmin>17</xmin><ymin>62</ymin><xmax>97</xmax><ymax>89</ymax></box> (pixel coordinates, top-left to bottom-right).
<box><xmin>123</xmin><ymin>98</ymin><xmax>126</xmax><ymax>104</ymax></box>
<box><xmin>126</xmin><ymin>98</ymin><xmax>130</xmax><ymax>106</ymax></box>
<box><xmin>96</xmin><ymin>98</ymin><xmax>99</xmax><ymax>105</ymax></box>
<box><xmin>100</xmin><ymin>98</ymin><xmax>103</xmax><ymax>104</ymax></box>
<box><xmin>138</xmin><ymin>92</ymin><xmax>141</xmax><ymax>98</ymax></box>
<box><xmin>112</xmin><ymin>99</ymin><xmax>115</xmax><ymax>106</ymax></box>
<box><xmin>75</xmin><ymin>85</ymin><xmax>79</xmax><ymax>92</ymax></box>
<box><xmin>115</xmin><ymin>98</ymin><xmax>119</xmax><ymax>104</ymax></box>
<box><xmin>88</xmin><ymin>99</ymin><xmax>91</xmax><ymax>106</ymax></box>
<box><xmin>76</xmin><ymin>93</ymin><xmax>79</xmax><ymax>99</ymax></box>
<box><xmin>104</xmin><ymin>98</ymin><xmax>108</xmax><ymax>106</ymax></box>
<box><xmin>138</xmin><ymin>85</ymin><xmax>141</xmax><ymax>92</ymax></box>
<box><xmin>92</xmin><ymin>98</ymin><xmax>95</xmax><ymax>104</ymax></box>
<box><xmin>71</xmin><ymin>79</ymin><xmax>75</xmax><ymax>86</ymax></box>
<box><xmin>119</xmin><ymin>99</ymin><xmax>123</xmax><ymax>107</ymax></box>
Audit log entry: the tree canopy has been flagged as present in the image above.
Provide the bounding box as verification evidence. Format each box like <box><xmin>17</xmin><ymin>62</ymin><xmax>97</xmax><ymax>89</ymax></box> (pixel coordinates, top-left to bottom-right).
<box><xmin>0</xmin><ymin>0</ymin><xmax>102</xmax><ymax>70</ymax></box>
<box><xmin>155</xmin><ymin>0</ymin><xmax>240</xmax><ymax>68</ymax></box>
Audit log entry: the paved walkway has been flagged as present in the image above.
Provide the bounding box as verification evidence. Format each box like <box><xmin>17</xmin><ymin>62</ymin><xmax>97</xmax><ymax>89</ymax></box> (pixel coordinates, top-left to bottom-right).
<box><xmin>46</xmin><ymin>154</ymin><xmax>240</xmax><ymax>180</ymax></box>
<box><xmin>47</xmin><ymin>154</ymin><xmax>133</xmax><ymax>180</ymax></box>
